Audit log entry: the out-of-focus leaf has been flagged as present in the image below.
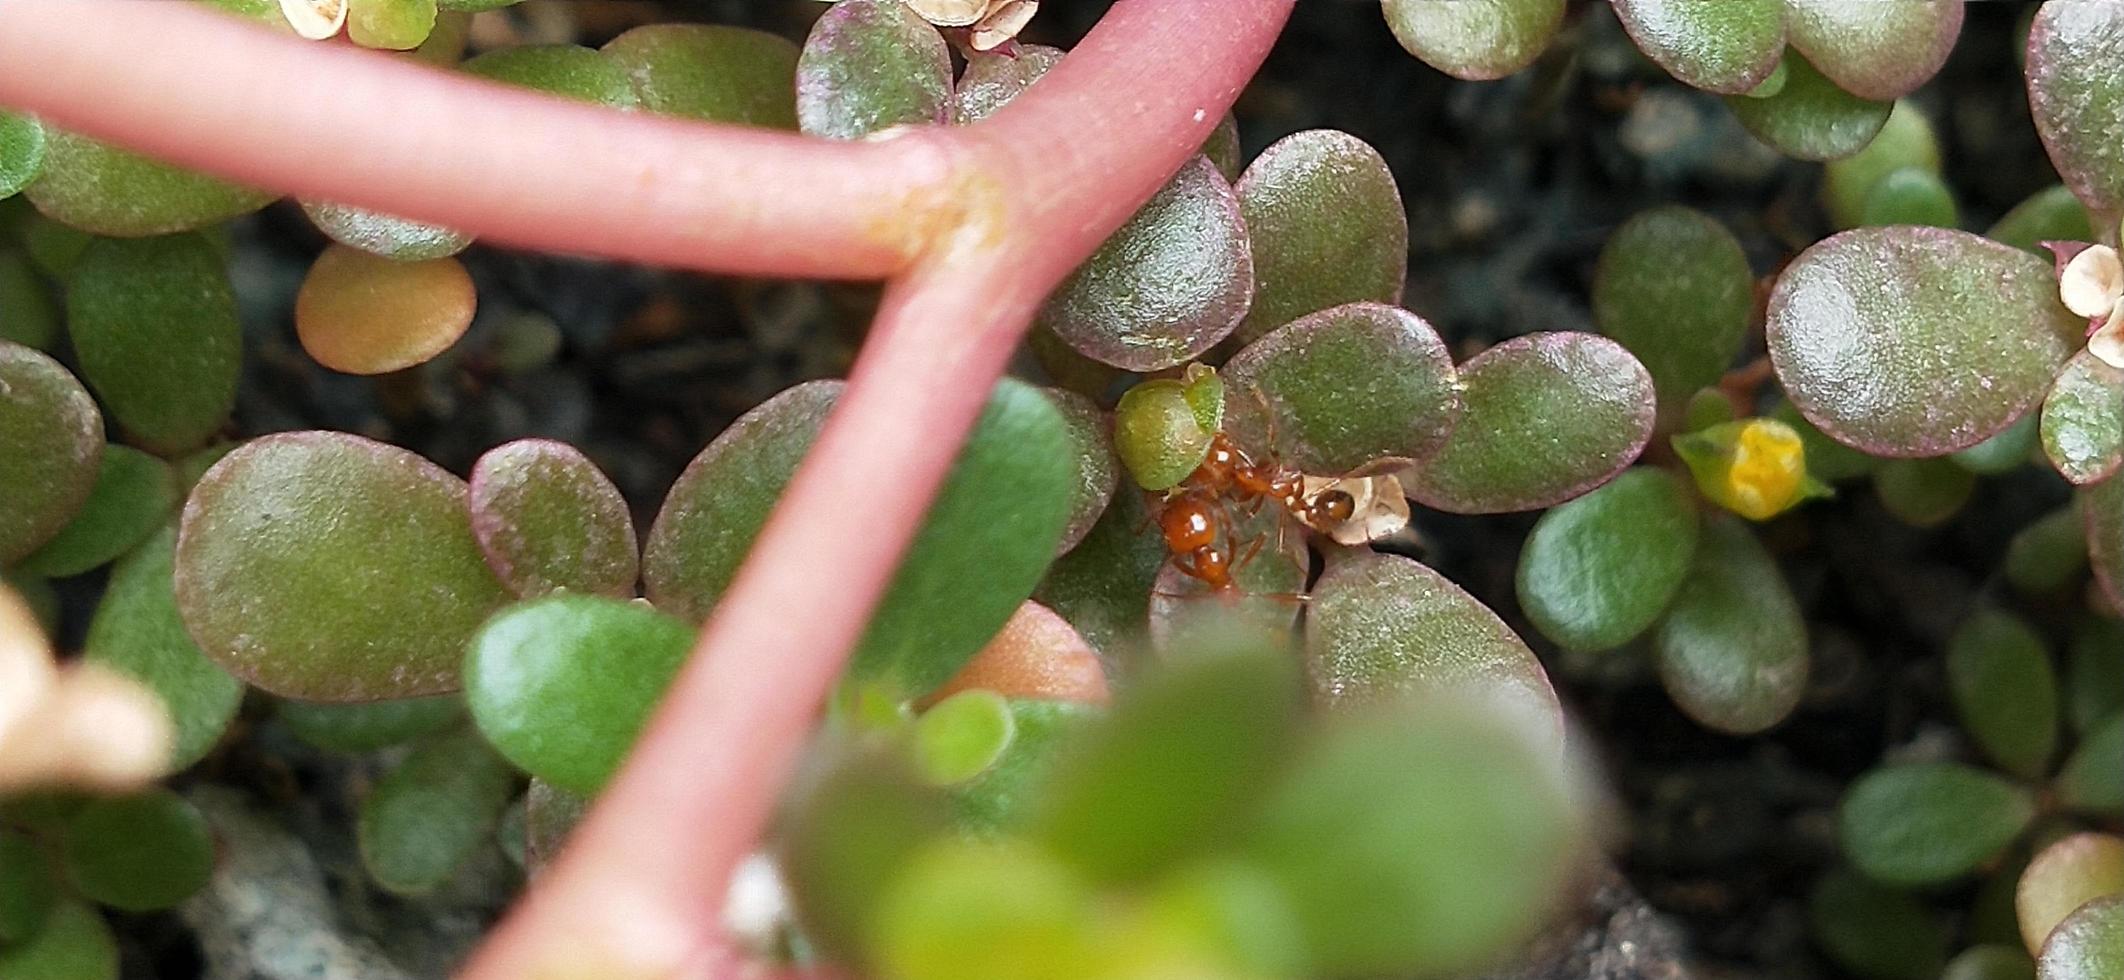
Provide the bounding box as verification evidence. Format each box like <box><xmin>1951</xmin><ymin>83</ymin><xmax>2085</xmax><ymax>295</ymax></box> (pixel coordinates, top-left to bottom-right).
<box><xmin>25</xmin><ymin>130</ymin><xmax>273</xmax><ymax>236</ymax></box>
<box><xmin>1839</xmin><ymin>763</ymin><xmax>2037</xmax><ymax>886</ymax></box>
<box><xmin>15</xmin><ymin>446</ymin><xmax>175</xmax><ymax>578</ymax></box>
<box><xmin>1381</xmin><ymin>0</ymin><xmax>1566</xmax><ymax>81</ymax></box>
<box><xmin>1405</xmin><ymin>332</ymin><xmax>1655</xmax><ymax>514</ymax></box>
<box><xmin>468</xmin><ymin>439</ymin><xmax>638</xmax><ymax>598</ymax></box>
<box><xmin>796</xmin><ymin>0</ymin><xmax>950</xmax><ymax>140</ymax></box>
<box><xmin>1943</xmin><ymin>945</ymin><xmax>2036</xmax><ymax>980</ymax></box>
<box><xmin>59</xmin><ymin>789</ymin><xmax>213</xmax><ymax>911</ymax></box>
<box><xmin>0</xmin><ymin>901</ymin><xmax>116</xmax><ymax>980</ymax></box>
<box><xmin>2057</xmin><ymin>712</ymin><xmax>2124</xmax><ymax>816</ymax></box>
<box><xmin>2027</xmin><ymin>1</ymin><xmax>2124</xmax><ymax>216</ymax></box>
<box><xmin>358</xmin><ymin>729</ymin><xmax>518</xmax><ymax>894</ymax></box>
<box><xmin>601</xmin><ymin>24</ymin><xmax>799</xmax><ymax>127</ymax></box>
<box><xmin>1593</xmin><ymin>206</ymin><xmax>1752</xmax><ymax>424</ymax></box>
<box><xmin>1808</xmin><ymin>869</ymin><xmax>1948</xmax><ymax>980</ymax></box>
<box><xmin>1518</xmin><ymin>468</ymin><xmax>1699</xmax><ymax>652</ymax></box>
<box><xmin>0</xmin><ymin>251</ymin><xmax>59</xmax><ymax>352</ymax></box>
<box><xmin>2080</xmin><ymin>475</ymin><xmax>2124</xmax><ymax>611</ymax></box>
<box><xmin>1859</xmin><ymin>168</ymin><xmax>1959</xmax><ymax>229</ymax></box>
<box><xmin>522</xmin><ymin>777</ymin><xmax>586</xmax><ymax>872</ymax></box>
<box><xmin>1234</xmin><ymin>130</ymin><xmax>1406</xmax><ymax>345</ymax></box>
<box><xmin>0</xmin><ymin>827</ymin><xmax>55</xmax><ymax>944</ymax></box>
<box><xmin>277</xmin><ymin>695</ymin><xmax>463</xmax><ymax>753</ymax></box>
<box><xmin>2069</xmin><ymin>618</ymin><xmax>2124</xmax><ymax>734</ymax></box>
<box><xmin>1726</xmin><ymin>52</ymin><xmax>1891</xmax><ymax>162</ymax></box>
<box><xmin>2045</xmin><ymin>352</ymin><xmax>2124</xmax><ymax>485</ymax></box>
<box><xmin>1947</xmin><ymin>609</ymin><xmax>2060</xmax><ymax>779</ymax></box>
<box><xmin>175</xmin><ymin>431</ymin><xmax>511</xmax><ymax>699</ymax></box>
<box><xmin>947</xmin><ymin>699</ymin><xmax>1097</xmax><ymax>834</ymax></box>
<box><xmin>1610</xmin><ymin>0</ymin><xmax>1783</xmax><ymax>94</ymax></box>
<box><xmin>84</xmin><ymin>528</ymin><xmax>242</xmax><ymax>772</ymax></box>
<box><xmin>1767</xmin><ymin>227</ymin><xmax>2078</xmax><ymax>456</ymax></box>
<box><xmin>1954</xmin><ymin>412</ymin><xmax>2039</xmax><ymax>475</ymax></box>
<box><xmin>780</xmin><ymin>750</ymin><xmax>950</xmax><ymax>963</ymax></box>
<box><xmin>1874</xmin><ymin>456</ymin><xmax>1975</xmax><ymax>528</ymax></box>
<box><xmin>66</xmin><ymin>233</ymin><xmax>239</xmax><ymax>454</ymax></box>
<box><xmin>1653</xmin><ymin>517</ymin><xmax>1807</xmax><ymax>734</ymax></box>
<box><xmin>910</xmin><ymin>689</ymin><xmax>1015</xmax><ymax>787</ymax></box>
<box><xmin>1988</xmin><ymin>185</ymin><xmax>2094</xmax><ymax>257</ymax></box>
<box><xmin>874</xmin><ymin>838</ymin><xmax>1104</xmax><ymax>980</ymax></box>
<box><xmin>928</xmin><ymin>601</ymin><xmax>1107</xmax><ymax>706</ymax></box>
<box><xmin>2017</xmin><ymin>833</ymin><xmax>2124</xmax><ymax>956</ymax></box>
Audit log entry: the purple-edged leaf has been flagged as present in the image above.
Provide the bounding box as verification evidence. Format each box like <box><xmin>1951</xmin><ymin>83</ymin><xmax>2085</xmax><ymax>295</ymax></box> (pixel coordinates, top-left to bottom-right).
<box><xmin>1592</xmin><ymin>206</ymin><xmax>1752</xmax><ymax>422</ymax></box>
<box><xmin>1610</xmin><ymin>0</ymin><xmax>1783</xmax><ymax>95</ymax></box>
<box><xmin>1040</xmin><ymin>156</ymin><xmax>1251</xmax><ymax>371</ymax></box>
<box><xmin>952</xmin><ymin>45</ymin><xmax>1061</xmax><ymax>125</ymax></box>
<box><xmin>15</xmin><ymin>445</ymin><xmax>176</xmax><ymax>578</ymax></box>
<box><xmin>469</xmin><ymin>439</ymin><xmax>638</xmax><ymax>598</ymax></box>
<box><xmin>1767</xmin><ymin>227</ymin><xmax>2079</xmax><ymax>457</ymax></box>
<box><xmin>1381</xmin><ymin>0</ymin><xmax>1565</xmax><ymax>81</ymax></box>
<box><xmin>1726</xmin><ymin>52</ymin><xmax>1891</xmax><ymax>162</ymax></box>
<box><xmin>796</xmin><ymin>0</ymin><xmax>951</xmax><ymax>140</ymax></box>
<box><xmin>66</xmin><ymin>234</ymin><xmax>239</xmax><ymax>454</ymax></box>
<box><xmin>1783</xmin><ymin>0</ymin><xmax>1963</xmax><ymax>101</ymax></box>
<box><xmin>1305</xmin><ymin>552</ymin><xmax>1562</xmax><ymax>751</ymax></box>
<box><xmin>299</xmin><ymin>201</ymin><xmax>471</xmax><ymax>262</ymax></box>
<box><xmin>1654</xmin><ymin>517</ymin><xmax>1807</xmax><ymax>734</ymax></box>
<box><xmin>1235</xmin><ymin>130</ymin><xmax>1407</xmax><ymax>345</ymax></box>
<box><xmin>1044</xmin><ymin>389</ymin><xmax>1116</xmax><ymax>556</ymax></box>
<box><xmin>175</xmin><ymin>432</ymin><xmax>511</xmax><ymax>700</ymax></box>
<box><xmin>2018</xmin><ymin>833</ymin><xmax>2124</xmax><ymax>955</ymax></box>
<box><xmin>0</xmin><ymin>342</ymin><xmax>102</xmax><ymax>565</ymax></box>
<box><xmin>2028</xmin><ymin>0</ymin><xmax>2124</xmax><ymax>216</ymax></box>
<box><xmin>2037</xmin><ymin>895</ymin><xmax>2124</xmax><ymax>980</ymax></box>
<box><xmin>1404</xmin><ymin>332</ymin><xmax>1655</xmax><ymax>514</ymax></box>
<box><xmin>2045</xmin><ymin>352</ymin><xmax>2124</xmax><ymax>485</ymax></box>
<box><xmin>1223</xmin><ymin>303</ymin><xmax>1460</xmax><ymax>476</ymax></box>
<box><xmin>25</xmin><ymin>130</ymin><xmax>273</xmax><ymax>237</ymax></box>
<box><xmin>601</xmin><ymin>24</ymin><xmax>800</xmax><ymax>128</ymax></box>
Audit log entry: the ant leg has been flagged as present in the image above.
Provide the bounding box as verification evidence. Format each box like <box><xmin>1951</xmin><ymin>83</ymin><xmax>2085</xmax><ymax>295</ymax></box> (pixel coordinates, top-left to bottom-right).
<box><xmin>1229</xmin><ymin>530</ymin><xmax>1267</xmax><ymax>576</ymax></box>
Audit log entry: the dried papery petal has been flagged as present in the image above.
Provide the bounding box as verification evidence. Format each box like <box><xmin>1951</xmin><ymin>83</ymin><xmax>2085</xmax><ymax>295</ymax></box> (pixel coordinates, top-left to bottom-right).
<box><xmin>1295</xmin><ymin>472</ymin><xmax>1409</xmax><ymax>546</ymax></box>
<box><xmin>904</xmin><ymin>0</ymin><xmax>988</xmax><ymax>27</ymax></box>
<box><xmin>0</xmin><ymin>664</ymin><xmax>173</xmax><ymax>793</ymax></box>
<box><xmin>2062</xmin><ymin>245</ymin><xmax>2124</xmax><ymax>320</ymax></box>
<box><xmin>2092</xmin><ymin>310</ymin><xmax>2124</xmax><ymax>371</ymax></box>
<box><xmin>278</xmin><ymin>0</ymin><xmax>347</xmax><ymax>40</ymax></box>
<box><xmin>968</xmin><ymin>1</ymin><xmax>1036</xmax><ymax>51</ymax></box>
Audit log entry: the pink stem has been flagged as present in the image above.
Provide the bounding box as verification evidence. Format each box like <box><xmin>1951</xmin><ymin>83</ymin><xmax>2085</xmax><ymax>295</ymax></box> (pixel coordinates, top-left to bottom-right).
<box><xmin>0</xmin><ymin>0</ymin><xmax>1294</xmax><ymax>974</ymax></box>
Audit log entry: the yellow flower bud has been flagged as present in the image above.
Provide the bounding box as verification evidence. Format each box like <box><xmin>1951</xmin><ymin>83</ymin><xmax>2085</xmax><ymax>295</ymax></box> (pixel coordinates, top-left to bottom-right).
<box><xmin>1674</xmin><ymin>418</ymin><xmax>1831</xmax><ymax>521</ymax></box>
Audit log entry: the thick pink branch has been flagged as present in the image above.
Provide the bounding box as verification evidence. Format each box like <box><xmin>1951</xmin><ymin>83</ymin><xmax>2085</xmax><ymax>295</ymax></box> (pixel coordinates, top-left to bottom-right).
<box><xmin>0</xmin><ymin>1</ymin><xmax>938</xmax><ymax>280</ymax></box>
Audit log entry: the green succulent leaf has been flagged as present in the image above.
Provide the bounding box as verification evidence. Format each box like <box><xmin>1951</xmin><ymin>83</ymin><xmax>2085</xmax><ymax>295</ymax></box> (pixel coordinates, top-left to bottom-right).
<box><xmin>1610</xmin><ymin>0</ymin><xmax>1783</xmax><ymax>95</ymax></box>
<box><xmin>2069</xmin><ymin>619</ymin><xmax>2124</xmax><ymax>734</ymax></box>
<box><xmin>461</xmin><ymin>45</ymin><xmax>641</xmax><ymax>108</ymax></box>
<box><xmin>0</xmin><ymin>902</ymin><xmax>116</xmax><ymax>980</ymax></box>
<box><xmin>0</xmin><ymin>343</ymin><xmax>102</xmax><ymax>566</ymax></box>
<box><xmin>952</xmin><ymin>45</ymin><xmax>1061</xmax><ymax>124</ymax></box>
<box><xmin>1726</xmin><ymin>52</ymin><xmax>1891</xmax><ymax>162</ymax></box>
<box><xmin>299</xmin><ymin>201</ymin><xmax>471</xmax><ymax>262</ymax></box>
<box><xmin>1988</xmin><ymin>185</ymin><xmax>2095</xmax><ymax>257</ymax></box>
<box><xmin>1781</xmin><ymin>0</ymin><xmax>1963</xmax><ymax>101</ymax></box>
<box><xmin>874</xmin><ymin>838</ymin><xmax>1104</xmax><ymax>980</ymax></box>
<box><xmin>2039</xmin><ymin>896</ymin><xmax>2124</xmax><ymax>980</ymax></box>
<box><xmin>0</xmin><ymin>250</ymin><xmax>59</xmax><ymax>352</ymax></box>
<box><xmin>2028</xmin><ymin>1</ymin><xmax>2124</xmax><ymax>216</ymax></box>
<box><xmin>175</xmin><ymin>431</ymin><xmax>512</xmax><ymax>699</ymax></box>
<box><xmin>468</xmin><ymin>439</ymin><xmax>639</xmax><ymax>598</ymax></box>
<box><xmin>1822</xmin><ymin>101</ymin><xmax>1942</xmax><ymax>229</ymax></box>
<box><xmin>1943</xmin><ymin>945</ymin><xmax>2036</xmax><ymax>980</ymax></box>
<box><xmin>1858</xmin><ymin>167</ymin><xmax>1959</xmax><ymax>229</ymax></box>
<box><xmin>1381</xmin><ymin>0</ymin><xmax>1566</xmax><ymax>81</ymax></box>
<box><xmin>796</xmin><ymin>0</ymin><xmax>951</xmax><ymax>140</ymax></box>
<box><xmin>1033</xmin><ymin>490</ymin><xmax>1165</xmax><ymax>659</ymax></box>
<box><xmin>66</xmin><ymin>233</ymin><xmax>240</xmax><ymax>455</ymax></box>
<box><xmin>0</xmin><ymin>113</ymin><xmax>45</xmax><ymax>200</ymax></box>
<box><xmin>0</xmin><ymin>828</ymin><xmax>55</xmax><ymax>944</ymax></box>
<box><xmin>1234</xmin><ymin>130</ymin><xmax>1407</xmax><ymax>345</ymax></box>
<box><xmin>1874</xmin><ymin>456</ymin><xmax>1976</xmax><ymax>528</ymax></box>
<box><xmin>1653</xmin><ymin>517</ymin><xmax>1807</xmax><ymax>734</ymax></box>
<box><xmin>347</xmin><ymin>0</ymin><xmax>437</xmax><ymax>50</ymax></box>
<box><xmin>1244</xmin><ymin>700</ymin><xmax>1582</xmax><ymax>976</ymax></box>
<box><xmin>601</xmin><ymin>24</ymin><xmax>799</xmax><ymax>127</ymax></box>
<box><xmin>2045</xmin><ymin>352</ymin><xmax>2124</xmax><ymax>485</ymax></box>
<box><xmin>1223</xmin><ymin>303</ymin><xmax>1459</xmax><ymax>475</ymax></box>
<box><xmin>2018</xmin><ymin>833</ymin><xmax>2124</xmax><ymax>955</ymax></box>
<box><xmin>1840</xmin><ymin>763</ymin><xmax>2038</xmax><ymax>886</ymax></box>
<box><xmin>358</xmin><ymin>729</ymin><xmax>519</xmax><ymax>894</ymax></box>
<box><xmin>1307</xmin><ymin>552</ymin><xmax>1562</xmax><ymax>747</ymax></box>
<box><xmin>2057</xmin><ymin>712</ymin><xmax>2124</xmax><ymax>816</ymax></box>
<box><xmin>20</xmin><ymin>213</ymin><xmax>89</xmax><ymax>280</ymax></box>
<box><xmin>1045</xmin><ymin>388</ymin><xmax>1117</xmax><ymax>556</ymax></box>
<box><xmin>25</xmin><ymin>130</ymin><xmax>273</xmax><ymax>237</ymax></box>
<box><xmin>83</xmin><ymin>527</ymin><xmax>242</xmax><ymax>771</ymax></box>
<box><xmin>1042</xmin><ymin>156</ymin><xmax>1252</xmax><ymax>371</ymax></box>
<box><xmin>645</xmin><ymin>379</ymin><xmax>1073</xmax><ymax>700</ymax></box>
<box><xmin>1404</xmin><ymin>331</ymin><xmax>1655</xmax><ymax>514</ymax></box>
<box><xmin>1592</xmin><ymin>206</ymin><xmax>1753</xmax><ymax>423</ymax></box>
<box><xmin>1113</xmin><ymin>373</ymin><xmax>1219</xmax><ymax>492</ymax></box>
<box><xmin>277</xmin><ymin>695</ymin><xmax>463</xmax><ymax>753</ymax></box>
<box><xmin>14</xmin><ymin>445</ymin><xmax>175</xmax><ymax>578</ymax></box>
<box><xmin>1807</xmin><ymin>869</ymin><xmax>1948</xmax><ymax>980</ymax></box>
<box><xmin>1947</xmin><ymin>609</ymin><xmax>2061</xmax><ymax>779</ymax></box>
<box><xmin>2080</xmin><ymin>475</ymin><xmax>2124</xmax><ymax>610</ymax></box>
<box><xmin>60</xmin><ymin>789</ymin><xmax>213</xmax><ymax>912</ymax></box>
<box><xmin>947</xmin><ymin>699</ymin><xmax>1098</xmax><ymax>834</ymax></box>
<box><xmin>1768</xmin><ymin>227</ymin><xmax>2079</xmax><ymax>457</ymax></box>
<box><xmin>1518</xmin><ymin>468</ymin><xmax>1700</xmax><ymax>653</ymax></box>
<box><xmin>780</xmin><ymin>750</ymin><xmax>950</xmax><ymax>963</ymax></box>
<box><xmin>464</xmin><ymin>593</ymin><xmax>693</xmax><ymax>795</ymax></box>
<box><xmin>1954</xmin><ymin>413</ymin><xmax>2039</xmax><ymax>476</ymax></box>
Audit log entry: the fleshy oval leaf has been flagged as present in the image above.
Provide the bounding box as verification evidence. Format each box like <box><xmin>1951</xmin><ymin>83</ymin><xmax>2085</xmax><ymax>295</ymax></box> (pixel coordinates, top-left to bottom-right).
<box><xmin>276</xmin><ymin>694</ymin><xmax>462</xmax><ymax>753</ymax></box>
<box><xmin>1517</xmin><ymin>467</ymin><xmax>1700</xmax><ymax>653</ymax></box>
<box><xmin>461</xmin><ymin>45</ymin><xmax>641</xmax><ymax>108</ymax></box>
<box><xmin>953</xmin><ymin>45</ymin><xmax>1061</xmax><ymax>125</ymax></box>
<box><xmin>24</xmin><ymin>130</ymin><xmax>273</xmax><ymax>236</ymax></box>
<box><xmin>1044</xmin><ymin>389</ymin><xmax>1117</xmax><ymax>557</ymax></box>
<box><xmin>2045</xmin><ymin>351</ymin><xmax>2124</xmax><ymax>485</ymax></box>
<box><xmin>82</xmin><ymin>528</ymin><xmax>242</xmax><ymax>772</ymax></box>
<box><xmin>468</xmin><ymin>439</ymin><xmax>639</xmax><ymax>598</ymax></box>
<box><xmin>2085</xmin><ymin>474</ymin><xmax>2124</xmax><ymax>610</ymax></box>
<box><xmin>1767</xmin><ymin>226</ymin><xmax>2079</xmax><ymax>457</ymax></box>
<box><xmin>1653</xmin><ymin>516</ymin><xmax>1807</xmax><ymax>734</ymax></box>
<box><xmin>1592</xmin><ymin>205</ymin><xmax>1752</xmax><ymax>421</ymax></box>
<box><xmin>299</xmin><ymin>201</ymin><xmax>471</xmax><ymax>262</ymax></box>
<box><xmin>176</xmin><ymin>431</ymin><xmax>511</xmax><ymax>699</ymax></box>
<box><xmin>1989</xmin><ymin>185</ymin><xmax>2095</xmax><ymax>258</ymax></box>
<box><xmin>601</xmin><ymin>24</ymin><xmax>800</xmax><ymax>127</ymax></box>
<box><xmin>1381</xmin><ymin>0</ymin><xmax>1566</xmax><ymax>81</ymax></box>
<box><xmin>1807</xmin><ymin>869</ymin><xmax>1949</xmax><ymax>980</ymax></box>
<box><xmin>1306</xmin><ymin>552</ymin><xmax>1562</xmax><ymax>749</ymax></box>
<box><xmin>1234</xmin><ymin>129</ymin><xmax>1407</xmax><ymax>345</ymax></box>
<box><xmin>2039</xmin><ymin>895</ymin><xmax>2124</xmax><ymax>980</ymax></box>
<box><xmin>357</xmin><ymin>728</ymin><xmax>519</xmax><ymax>894</ymax></box>
<box><xmin>645</xmin><ymin>379</ymin><xmax>1073</xmax><ymax>698</ymax></box>
<box><xmin>1948</xmin><ymin>609</ymin><xmax>2061</xmax><ymax>780</ymax></box>
<box><xmin>346</xmin><ymin>0</ymin><xmax>437</xmax><ymax>50</ymax></box>
<box><xmin>66</xmin><ymin>233</ymin><xmax>240</xmax><ymax>454</ymax></box>
<box><xmin>295</xmin><ymin>244</ymin><xmax>476</xmax><ymax>375</ymax></box>
<box><xmin>1222</xmin><ymin>302</ymin><xmax>1460</xmax><ymax>476</ymax></box>
<box><xmin>2018</xmin><ymin>833</ymin><xmax>2124</xmax><ymax>956</ymax></box>
<box><xmin>796</xmin><ymin>0</ymin><xmax>951</xmax><ymax>140</ymax></box>
<box><xmin>0</xmin><ymin>827</ymin><xmax>55</xmax><ymax>944</ymax></box>
<box><xmin>1725</xmin><ymin>52</ymin><xmax>1892</xmax><ymax>162</ymax></box>
<box><xmin>1781</xmin><ymin>0</ymin><xmax>1963</xmax><ymax>101</ymax></box>
<box><xmin>1609</xmin><ymin>0</ymin><xmax>1783</xmax><ymax>95</ymax></box>
<box><xmin>2057</xmin><ymin>712</ymin><xmax>2124</xmax><ymax>816</ymax></box>
<box><xmin>1032</xmin><ymin>490</ymin><xmax>1165</xmax><ymax>658</ymax></box>
<box><xmin>0</xmin><ymin>342</ymin><xmax>101</xmax><ymax>565</ymax></box>
<box><xmin>1840</xmin><ymin>762</ymin><xmax>2038</xmax><ymax>886</ymax></box>
<box><xmin>0</xmin><ymin>901</ymin><xmax>116</xmax><ymax>980</ymax></box>
<box><xmin>2028</xmin><ymin>1</ymin><xmax>2124</xmax><ymax>216</ymax></box>
<box><xmin>60</xmin><ymin>789</ymin><xmax>213</xmax><ymax>912</ymax></box>
<box><xmin>1875</xmin><ymin>456</ymin><xmax>1976</xmax><ymax>528</ymax></box>
<box><xmin>463</xmin><ymin>592</ymin><xmax>693</xmax><ymax>795</ymax></box>
<box><xmin>0</xmin><ymin>113</ymin><xmax>45</xmax><ymax>200</ymax></box>
<box><xmin>1041</xmin><ymin>156</ymin><xmax>1251</xmax><ymax>371</ymax></box>
<box><xmin>1404</xmin><ymin>332</ymin><xmax>1655</xmax><ymax>514</ymax></box>
<box><xmin>14</xmin><ymin>445</ymin><xmax>176</xmax><ymax>579</ymax></box>
<box><xmin>1823</xmin><ymin>102</ymin><xmax>1943</xmax><ymax>231</ymax></box>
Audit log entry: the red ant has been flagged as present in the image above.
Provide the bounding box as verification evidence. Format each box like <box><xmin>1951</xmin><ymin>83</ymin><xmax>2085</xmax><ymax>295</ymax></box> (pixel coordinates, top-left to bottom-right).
<box><xmin>1152</xmin><ymin>430</ymin><xmax>1357</xmax><ymax>597</ymax></box>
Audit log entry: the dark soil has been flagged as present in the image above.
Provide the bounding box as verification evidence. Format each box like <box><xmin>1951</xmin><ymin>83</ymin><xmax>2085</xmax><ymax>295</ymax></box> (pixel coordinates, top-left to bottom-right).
<box><xmin>73</xmin><ymin>2</ymin><xmax>2073</xmax><ymax>977</ymax></box>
